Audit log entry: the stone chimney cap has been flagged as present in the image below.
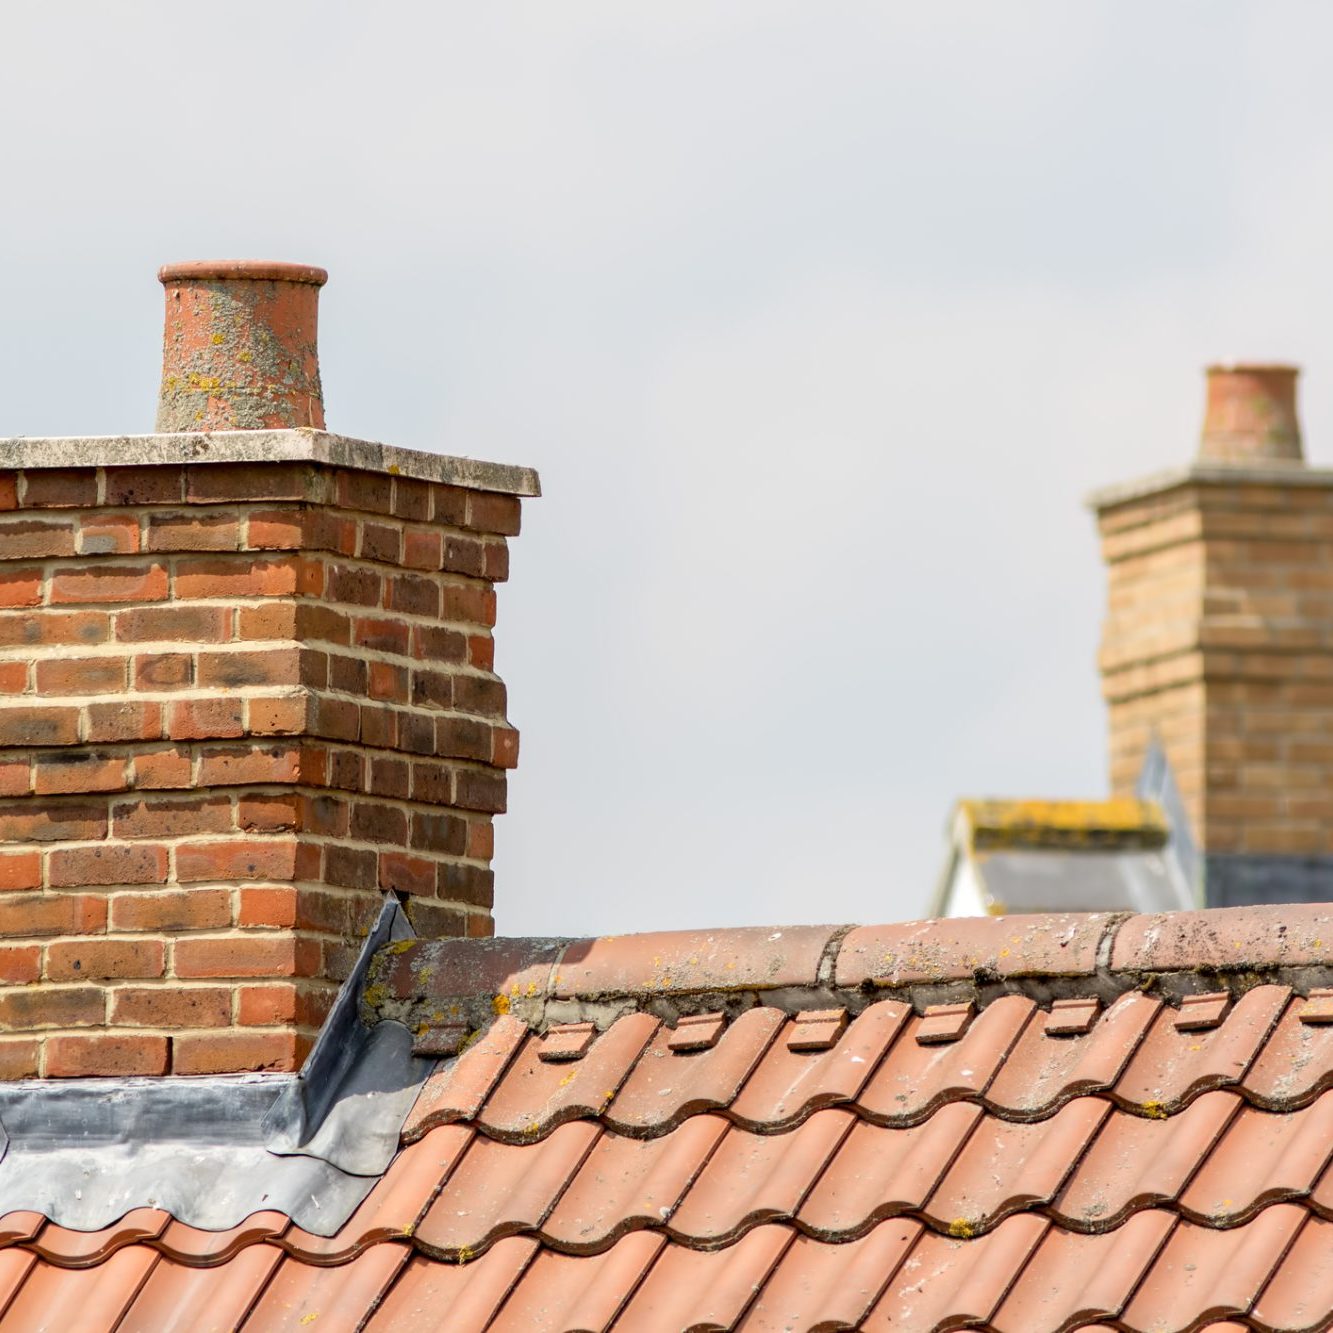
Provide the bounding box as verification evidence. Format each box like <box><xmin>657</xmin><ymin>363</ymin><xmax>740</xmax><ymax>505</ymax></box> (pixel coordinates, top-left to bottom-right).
<box><xmin>158</xmin><ymin>260</ymin><xmax>328</xmax><ymax>286</ymax></box>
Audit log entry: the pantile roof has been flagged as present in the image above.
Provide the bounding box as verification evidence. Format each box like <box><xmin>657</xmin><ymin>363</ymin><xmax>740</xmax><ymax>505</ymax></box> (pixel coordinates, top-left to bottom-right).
<box><xmin>5</xmin><ymin>904</ymin><xmax>1333</xmax><ymax>1330</ymax></box>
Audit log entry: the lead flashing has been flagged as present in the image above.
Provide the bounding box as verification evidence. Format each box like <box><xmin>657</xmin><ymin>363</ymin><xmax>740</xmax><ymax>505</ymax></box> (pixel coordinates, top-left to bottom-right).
<box><xmin>0</xmin><ymin>428</ymin><xmax>541</xmax><ymax>498</ymax></box>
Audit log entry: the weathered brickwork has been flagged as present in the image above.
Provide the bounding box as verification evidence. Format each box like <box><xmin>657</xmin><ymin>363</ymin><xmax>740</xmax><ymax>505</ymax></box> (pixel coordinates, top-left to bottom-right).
<box><xmin>1097</xmin><ymin>476</ymin><xmax>1333</xmax><ymax>861</ymax></box>
<box><xmin>0</xmin><ymin>460</ymin><xmax>521</xmax><ymax>1077</ymax></box>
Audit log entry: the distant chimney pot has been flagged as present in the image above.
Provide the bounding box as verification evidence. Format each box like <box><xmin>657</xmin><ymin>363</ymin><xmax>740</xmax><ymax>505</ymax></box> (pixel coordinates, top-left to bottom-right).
<box><xmin>1198</xmin><ymin>363</ymin><xmax>1302</xmax><ymax>465</ymax></box>
<box><xmin>155</xmin><ymin>260</ymin><xmax>328</xmax><ymax>433</ymax></box>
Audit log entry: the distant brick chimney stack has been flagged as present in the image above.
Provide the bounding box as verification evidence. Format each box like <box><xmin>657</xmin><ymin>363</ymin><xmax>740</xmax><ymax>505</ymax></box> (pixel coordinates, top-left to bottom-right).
<box><xmin>0</xmin><ymin>261</ymin><xmax>538</xmax><ymax>1078</ymax></box>
<box><xmin>1091</xmin><ymin>362</ymin><xmax>1333</xmax><ymax>906</ymax></box>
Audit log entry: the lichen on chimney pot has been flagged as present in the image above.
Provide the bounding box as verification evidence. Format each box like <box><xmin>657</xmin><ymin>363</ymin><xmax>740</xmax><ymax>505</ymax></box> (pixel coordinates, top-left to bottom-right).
<box><xmin>155</xmin><ymin>260</ymin><xmax>328</xmax><ymax>433</ymax></box>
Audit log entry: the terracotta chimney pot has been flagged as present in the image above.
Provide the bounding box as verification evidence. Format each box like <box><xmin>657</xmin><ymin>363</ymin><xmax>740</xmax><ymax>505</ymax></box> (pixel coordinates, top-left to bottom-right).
<box><xmin>156</xmin><ymin>260</ymin><xmax>328</xmax><ymax>433</ymax></box>
<box><xmin>1198</xmin><ymin>363</ymin><xmax>1302</xmax><ymax>465</ymax></box>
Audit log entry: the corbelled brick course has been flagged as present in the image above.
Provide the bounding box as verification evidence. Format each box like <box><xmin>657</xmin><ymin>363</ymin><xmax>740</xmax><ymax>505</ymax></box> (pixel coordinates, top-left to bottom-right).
<box><xmin>0</xmin><ymin>457</ymin><xmax>527</xmax><ymax>1077</ymax></box>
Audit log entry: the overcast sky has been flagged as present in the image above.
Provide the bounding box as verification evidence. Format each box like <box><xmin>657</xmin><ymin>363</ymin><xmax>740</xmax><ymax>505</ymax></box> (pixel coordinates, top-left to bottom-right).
<box><xmin>1</xmin><ymin>3</ymin><xmax>1329</xmax><ymax>935</ymax></box>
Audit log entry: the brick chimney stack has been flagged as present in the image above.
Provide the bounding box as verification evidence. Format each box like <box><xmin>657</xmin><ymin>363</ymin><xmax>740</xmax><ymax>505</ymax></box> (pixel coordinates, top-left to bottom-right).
<box><xmin>0</xmin><ymin>261</ymin><xmax>538</xmax><ymax>1078</ymax></box>
<box><xmin>1091</xmin><ymin>362</ymin><xmax>1333</xmax><ymax>906</ymax></box>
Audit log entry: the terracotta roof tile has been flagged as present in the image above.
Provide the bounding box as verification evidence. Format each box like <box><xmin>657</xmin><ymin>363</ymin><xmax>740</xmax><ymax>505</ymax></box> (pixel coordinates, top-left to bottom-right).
<box><xmin>15</xmin><ymin>905</ymin><xmax>1333</xmax><ymax>1329</ymax></box>
<box><xmin>362</xmin><ymin>1238</ymin><xmax>538</xmax><ymax>1333</ymax></box>
<box><xmin>239</xmin><ymin>1244</ymin><xmax>409</xmax><ymax>1332</ymax></box>
<box><xmin>860</xmin><ymin>1213</ymin><xmax>1049</xmax><ymax>1331</ymax></box>
<box><xmin>1118</xmin><ymin>1204</ymin><xmax>1307</xmax><ymax>1330</ymax></box>
<box><xmin>1112</xmin><ymin>984</ymin><xmax>1289</xmax><ymax>1113</ymax></box>
<box><xmin>737</xmin><ymin>1220</ymin><xmax>921</xmax><ymax>1332</ymax></box>
<box><xmin>612</xmin><ymin>1223</ymin><xmax>795</xmax><ymax>1332</ymax></box>
<box><xmin>476</xmin><ymin>1013</ymin><xmax>658</xmax><ymax>1141</ymax></box>
<box><xmin>990</xmin><ymin>1208</ymin><xmax>1175</xmax><ymax>1333</ymax></box>
<box><xmin>118</xmin><ymin>1247</ymin><xmax>284</xmax><ymax>1333</ymax></box>
<box><xmin>985</xmin><ymin>989</ymin><xmax>1160</xmax><ymax>1116</ymax></box>
<box><xmin>729</xmin><ymin>998</ymin><xmax>909</xmax><ymax>1130</ymax></box>
<box><xmin>413</xmin><ymin>1120</ymin><xmax>599</xmax><ymax>1258</ymax></box>
<box><xmin>604</xmin><ymin>1006</ymin><xmax>783</xmax><ymax>1134</ymax></box>
<box><xmin>857</xmin><ymin>993</ymin><xmax>1036</xmax><ymax>1123</ymax></box>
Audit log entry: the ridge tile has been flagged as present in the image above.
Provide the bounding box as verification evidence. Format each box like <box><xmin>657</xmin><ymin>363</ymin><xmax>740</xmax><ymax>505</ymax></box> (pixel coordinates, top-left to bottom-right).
<box><xmin>836</xmin><ymin>913</ymin><xmax>1110</xmax><ymax>987</ymax></box>
<box><xmin>1111</xmin><ymin>904</ymin><xmax>1333</xmax><ymax>974</ymax></box>
<box><xmin>551</xmin><ymin>926</ymin><xmax>835</xmax><ymax>999</ymax></box>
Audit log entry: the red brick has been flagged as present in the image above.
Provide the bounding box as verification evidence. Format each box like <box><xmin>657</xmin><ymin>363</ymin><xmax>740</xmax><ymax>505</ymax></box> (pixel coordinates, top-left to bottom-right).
<box><xmin>245</xmin><ymin>695</ymin><xmax>309</xmax><ymax>736</ymax></box>
<box><xmin>0</xmin><ymin>851</ymin><xmax>40</xmax><ymax>892</ymax></box>
<box><xmin>113</xmin><ymin>986</ymin><xmax>232</xmax><ymax>1029</ymax></box>
<box><xmin>454</xmin><ymin>767</ymin><xmax>507</xmax><ymax>814</ymax></box>
<box><xmin>0</xmin><ymin>986</ymin><xmax>104</xmax><ymax>1030</ymax></box>
<box><xmin>359</xmin><ymin>522</ymin><xmax>402</xmax><ymax>564</ymax></box>
<box><xmin>368</xmin><ymin>661</ymin><xmax>408</xmax><ymax>702</ymax></box>
<box><xmin>197</xmin><ymin>744</ymin><xmax>300</xmax><ymax>787</ymax></box>
<box><xmin>433</xmin><ymin>715</ymin><xmax>490</xmax><ymax>761</ymax></box>
<box><xmin>238</xmin><ymin>886</ymin><xmax>298</xmax><ymax>928</ymax></box>
<box><xmin>172</xmin><ymin>1030</ymin><xmax>301</xmax><ymax>1076</ymax></box>
<box><xmin>387</xmin><ymin>573</ymin><xmax>439</xmax><ymax>618</ymax></box>
<box><xmin>325</xmin><ymin>563</ymin><xmax>382</xmax><ymax>607</ymax></box>
<box><xmin>50</xmin><ymin>563</ymin><xmax>168</xmax><ymax>605</ymax></box>
<box><xmin>0</xmin><ymin>609</ymin><xmax>108</xmax><ymax>647</ymax></box>
<box><xmin>237</xmin><ymin>793</ymin><xmax>299</xmax><ymax>833</ymax></box>
<box><xmin>0</xmin><ymin>518</ymin><xmax>76</xmax><ymax>558</ymax></box>
<box><xmin>328</xmin><ymin>654</ymin><xmax>366</xmax><ymax>695</ymax></box>
<box><xmin>0</xmin><ymin>1039</ymin><xmax>38</xmax><ymax>1078</ymax></box>
<box><xmin>145</xmin><ymin>511</ymin><xmax>241</xmax><ymax>552</ymax></box>
<box><xmin>0</xmin><ymin>661</ymin><xmax>26</xmax><ymax>694</ymax></box>
<box><xmin>0</xmin><ymin>476</ymin><xmax>17</xmax><ymax>511</ymax></box>
<box><xmin>115</xmin><ymin>604</ymin><xmax>229</xmax><ymax>643</ymax></box>
<box><xmin>438</xmin><ymin>862</ymin><xmax>494</xmax><ymax>908</ymax></box>
<box><xmin>392</xmin><ymin>478</ymin><xmax>431</xmax><ymax>522</ymax></box>
<box><xmin>168</xmin><ymin>697</ymin><xmax>244</xmax><ymax>740</ymax></box>
<box><xmin>335</xmin><ymin>470</ymin><xmax>393</xmax><ymax>514</ymax></box>
<box><xmin>110</xmin><ymin>889</ymin><xmax>231</xmax><ymax>932</ymax></box>
<box><xmin>431</xmin><ymin>485</ymin><xmax>469</xmax><ymax>526</ymax></box>
<box><xmin>175</xmin><ymin>838</ymin><xmax>298</xmax><ymax>883</ymax></box>
<box><xmin>186</xmin><ymin>462</ymin><xmax>317</xmax><ymax>504</ymax></box>
<box><xmin>20</xmin><ymin>469</ymin><xmax>98</xmax><ymax>508</ymax></box>
<box><xmin>492</xmin><ymin>726</ymin><xmax>521</xmax><ymax>769</ymax></box>
<box><xmin>0</xmin><ymin>761</ymin><xmax>28</xmax><ymax>797</ymax></box>
<box><xmin>467</xmin><ymin>819</ymin><xmax>494</xmax><ymax>861</ymax></box>
<box><xmin>48</xmin><ymin>843</ymin><xmax>168</xmax><ymax>888</ymax></box>
<box><xmin>34</xmin><ymin>751</ymin><xmax>125</xmax><ymax>795</ymax></box>
<box><xmin>378</xmin><ymin>851</ymin><xmax>436</xmax><ymax>897</ymax></box>
<box><xmin>237</xmin><ymin>601</ymin><xmax>300</xmax><ymax>641</ymax></box>
<box><xmin>134</xmin><ymin>652</ymin><xmax>193</xmax><ymax>690</ymax></box>
<box><xmin>0</xmin><ymin>894</ymin><xmax>105</xmax><ymax>937</ymax></box>
<box><xmin>440</xmin><ymin>581</ymin><xmax>495</xmax><ymax>626</ymax></box>
<box><xmin>84</xmin><ymin>700</ymin><xmax>161</xmax><ymax>743</ymax></box>
<box><xmin>403</xmin><ymin>528</ymin><xmax>442</xmax><ymax>570</ymax></box>
<box><xmin>0</xmin><ymin>946</ymin><xmax>40</xmax><ymax>983</ymax></box>
<box><xmin>174</xmin><ymin>556</ymin><xmax>300</xmax><ymax>599</ymax></box>
<box><xmin>441</xmin><ymin>535</ymin><xmax>485</xmax><ymax>577</ymax></box>
<box><xmin>78</xmin><ymin>514</ymin><xmax>141</xmax><ymax>555</ymax></box>
<box><xmin>174</xmin><ymin>934</ymin><xmax>303</xmax><ymax>979</ymax></box>
<box><xmin>112</xmin><ymin>794</ymin><xmax>232</xmax><ymax>839</ymax></box>
<box><xmin>466</xmin><ymin>492</ymin><xmax>521</xmax><ymax>536</ymax></box>
<box><xmin>236</xmin><ymin>983</ymin><xmax>299</xmax><ymax>1026</ymax></box>
<box><xmin>246</xmin><ymin>509</ymin><xmax>307</xmax><ymax>551</ymax></box>
<box><xmin>411</xmin><ymin>809</ymin><xmax>468</xmax><ymax>855</ymax></box>
<box><xmin>356</xmin><ymin>617</ymin><xmax>411</xmax><ymax>655</ymax></box>
<box><xmin>47</xmin><ymin>938</ymin><xmax>165</xmax><ymax>981</ymax></box>
<box><xmin>0</xmin><ymin>567</ymin><xmax>44</xmax><ymax>608</ymax></box>
<box><xmin>0</xmin><ymin>800</ymin><xmax>104</xmax><ymax>843</ymax></box>
<box><xmin>35</xmin><ymin>655</ymin><xmax>127</xmax><ymax>695</ymax></box>
<box><xmin>131</xmin><ymin>746</ymin><xmax>193</xmax><ymax>790</ymax></box>
<box><xmin>467</xmin><ymin>633</ymin><xmax>494</xmax><ymax>671</ymax></box>
<box><xmin>196</xmin><ymin>648</ymin><xmax>302</xmax><ymax>689</ymax></box>
<box><xmin>47</xmin><ymin>1035</ymin><xmax>168</xmax><ymax>1077</ymax></box>
<box><xmin>104</xmin><ymin>466</ymin><xmax>184</xmax><ymax>506</ymax></box>
<box><xmin>453</xmin><ymin>673</ymin><xmax>506</xmax><ymax>717</ymax></box>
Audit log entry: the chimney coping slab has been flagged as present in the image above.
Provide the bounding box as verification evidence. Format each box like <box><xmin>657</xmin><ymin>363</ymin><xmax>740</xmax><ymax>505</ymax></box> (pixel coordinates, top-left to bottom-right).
<box><xmin>0</xmin><ymin>428</ymin><xmax>541</xmax><ymax>498</ymax></box>
<box><xmin>1085</xmin><ymin>461</ymin><xmax>1333</xmax><ymax>512</ymax></box>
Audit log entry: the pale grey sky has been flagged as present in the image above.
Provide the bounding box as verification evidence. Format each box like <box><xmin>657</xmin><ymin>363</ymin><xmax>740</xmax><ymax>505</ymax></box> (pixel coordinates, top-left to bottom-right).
<box><xmin>1</xmin><ymin>3</ymin><xmax>1328</xmax><ymax>934</ymax></box>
